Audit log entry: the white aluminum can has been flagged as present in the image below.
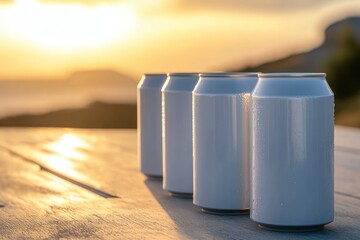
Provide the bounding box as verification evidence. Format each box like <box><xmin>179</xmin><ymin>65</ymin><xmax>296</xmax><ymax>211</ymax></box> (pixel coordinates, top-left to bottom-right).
<box><xmin>137</xmin><ymin>73</ymin><xmax>167</xmax><ymax>177</ymax></box>
<box><xmin>162</xmin><ymin>72</ymin><xmax>200</xmax><ymax>197</ymax></box>
<box><xmin>193</xmin><ymin>72</ymin><xmax>258</xmax><ymax>214</ymax></box>
<box><xmin>251</xmin><ymin>73</ymin><xmax>334</xmax><ymax>231</ymax></box>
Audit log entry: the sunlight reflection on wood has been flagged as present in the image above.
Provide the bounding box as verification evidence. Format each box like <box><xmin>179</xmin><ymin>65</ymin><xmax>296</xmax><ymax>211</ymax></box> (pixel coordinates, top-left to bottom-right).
<box><xmin>44</xmin><ymin>133</ymin><xmax>88</xmax><ymax>161</ymax></box>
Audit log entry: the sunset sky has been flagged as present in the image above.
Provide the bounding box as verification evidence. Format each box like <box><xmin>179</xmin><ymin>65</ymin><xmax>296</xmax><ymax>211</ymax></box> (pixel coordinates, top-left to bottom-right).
<box><xmin>0</xmin><ymin>0</ymin><xmax>359</xmax><ymax>80</ymax></box>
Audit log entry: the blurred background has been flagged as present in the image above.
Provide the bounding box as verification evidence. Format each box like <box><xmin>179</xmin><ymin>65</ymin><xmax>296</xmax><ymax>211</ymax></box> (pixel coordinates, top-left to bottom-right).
<box><xmin>0</xmin><ymin>0</ymin><xmax>359</xmax><ymax>128</ymax></box>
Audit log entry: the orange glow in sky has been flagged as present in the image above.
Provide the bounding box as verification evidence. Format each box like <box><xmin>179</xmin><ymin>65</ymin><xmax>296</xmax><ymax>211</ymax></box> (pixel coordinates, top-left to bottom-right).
<box><xmin>0</xmin><ymin>0</ymin><xmax>359</xmax><ymax>80</ymax></box>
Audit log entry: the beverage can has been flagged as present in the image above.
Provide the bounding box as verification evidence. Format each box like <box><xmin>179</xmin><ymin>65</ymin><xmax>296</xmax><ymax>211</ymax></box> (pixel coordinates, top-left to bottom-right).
<box><xmin>162</xmin><ymin>72</ymin><xmax>200</xmax><ymax>197</ymax></box>
<box><xmin>251</xmin><ymin>73</ymin><xmax>334</xmax><ymax>231</ymax></box>
<box><xmin>193</xmin><ymin>72</ymin><xmax>258</xmax><ymax>213</ymax></box>
<box><xmin>137</xmin><ymin>73</ymin><xmax>168</xmax><ymax>177</ymax></box>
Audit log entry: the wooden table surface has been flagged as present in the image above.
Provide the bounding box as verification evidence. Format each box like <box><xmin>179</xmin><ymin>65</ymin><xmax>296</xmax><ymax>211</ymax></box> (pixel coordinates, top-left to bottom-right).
<box><xmin>0</xmin><ymin>126</ymin><xmax>359</xmax><ymax>239</ymax></box>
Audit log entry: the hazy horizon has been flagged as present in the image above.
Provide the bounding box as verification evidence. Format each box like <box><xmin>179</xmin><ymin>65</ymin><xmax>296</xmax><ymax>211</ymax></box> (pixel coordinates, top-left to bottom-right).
<box><xmin>0</xmin><ymin>70</ymin><xmax>137</xmax><ymax>118</ymax></box>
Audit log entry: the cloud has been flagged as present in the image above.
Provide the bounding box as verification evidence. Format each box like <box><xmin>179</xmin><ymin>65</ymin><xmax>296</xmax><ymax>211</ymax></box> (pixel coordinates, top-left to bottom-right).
<box><xmin>0</xmin><ymin>0</ymin><xmax>13</xmax><ymax>4</ymax></box>
<box><xmin>37</xmin><ymin>0</ymin><xmax>177</xmax><ymax>15</ymax></box>
<box><xmin>29</xmin><ymin>0</ymin><xmax>338</xmax><ymax>10</ymax></box>
<box><xmin>179</xmin><ymin>0</ymin><xmax>337</xmax><ymax>10</ymax></box>
<box><xmin>39</xmin><ymin>0</ymin><xmax>119</xmax><ymax>5</ymax></box>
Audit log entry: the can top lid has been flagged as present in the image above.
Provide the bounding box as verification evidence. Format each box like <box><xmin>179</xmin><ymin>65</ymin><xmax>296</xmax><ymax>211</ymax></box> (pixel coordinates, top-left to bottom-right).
<box><xmin>168</xmin><ymin>72</ymin><xmax>199</xmax><ymax>77</ymax></box>
<box><xmin>144</xmin><ymin>73</ymin><xmax>167</xmax><ymax>76</ymax></box>
<box><xmin>200</xmin><ymin>72</ymin><xmax>259</xmax><ymax>78</ymax></box>
<box><xmin>259</xmin><ymin>73</ymin><xmax>326</xmax><ymax>78</ymax></box>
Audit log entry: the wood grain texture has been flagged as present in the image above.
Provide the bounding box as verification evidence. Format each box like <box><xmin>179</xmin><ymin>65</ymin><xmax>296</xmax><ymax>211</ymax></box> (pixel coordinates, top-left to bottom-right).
<box><xmin>0</xmin><ymin>126</ymin><xmax>358</xmax><ymax>239</ymax></box>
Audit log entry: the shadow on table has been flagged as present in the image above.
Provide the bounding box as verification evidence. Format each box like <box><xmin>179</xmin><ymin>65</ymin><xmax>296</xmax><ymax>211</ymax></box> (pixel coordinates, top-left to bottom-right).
<box><xmin>144</xmin><ymin>178</ymin><xmax>342</xmax><ymax>239</ymax></box>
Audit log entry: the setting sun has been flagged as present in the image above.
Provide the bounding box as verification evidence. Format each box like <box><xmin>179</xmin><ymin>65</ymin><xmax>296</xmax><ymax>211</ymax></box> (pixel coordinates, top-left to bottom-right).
<box><xmin>0</xmin><ymin>0</ymin><xmax>137</xmax><ymax>50</ymax></box>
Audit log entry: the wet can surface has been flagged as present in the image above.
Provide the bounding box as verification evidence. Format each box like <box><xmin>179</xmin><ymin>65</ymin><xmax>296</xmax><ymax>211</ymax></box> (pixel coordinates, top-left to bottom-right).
<box><xmin>251</xmin><ymin>73</ymin><xmax>334</xmax><ymax>231</ymax></box>
<box><xmin>162</xmin><ymin>73</ymin><xmax>200</xmax><ymax>197</ymax></box>
<box><xmin>193</xmin><ymin>72</ymin><xmax>258</xmax><ymax>213</ymax></box>
<box><xmin>137</xmin><ymin>73</ymin><xmax>168</xmax><ymax>177</ymax></box>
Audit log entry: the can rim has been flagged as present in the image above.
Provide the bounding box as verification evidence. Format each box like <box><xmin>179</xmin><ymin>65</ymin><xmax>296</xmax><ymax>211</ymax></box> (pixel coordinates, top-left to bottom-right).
<box><xmin>199</xmin><ymin>72</ymin><xmax>259</xmax><ymax>78</ymax></box>
<box><xmin>144</xmin><ymin>73</ymin><xmax>167</xmax><ymax>76</ymax></box>
<box><xmin>168</xmin><ymin>72</ymin><xmax>200</xmax><ymax>77</ymax></box>
<box><xmin>259</xmin><ymin>73</ymin><xmax>326</xmax><ymax>78</ymax></box>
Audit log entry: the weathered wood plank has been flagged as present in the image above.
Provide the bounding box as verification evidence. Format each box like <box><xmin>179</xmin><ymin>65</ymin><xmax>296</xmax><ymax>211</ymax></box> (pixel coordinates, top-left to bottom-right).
<box><xmin>335</xmin><ymin>126</ymin><xmax>360</xmax><ymax>151</ymax></box>
<box><xmin>0</xmin><ymin>127</ymin><xmax>358</xmax><ymax>239</ymax></box>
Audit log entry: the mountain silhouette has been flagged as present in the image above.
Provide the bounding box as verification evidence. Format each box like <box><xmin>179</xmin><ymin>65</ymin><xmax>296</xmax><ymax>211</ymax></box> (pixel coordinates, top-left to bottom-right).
<box><xmin>0</xmin><ymin>102</ymin><xmax>136</xmax><ymax>129</ymax></box>
<box><xmin>67</xmin><ymin>69</ymin><xmax>137</xmax><ymax>86</ymax></box>
<box><xmin>236</xmin><ymin>16</ymin><xmax>360</xmax><ymax>127</ymax></box>
<box><xmin>0</xmin><ymin>69</ymin><xmax>138</xmax><ymax>128</ymax></box>
<box><xmin>239</xmin><ymin>17</ymin><xmax>360</xmax><ymax>73</ymax></box>
<box><xmin>0</xmin><ymin>69</ymin><xmax>137</xmax><ymax>119</ymax></box>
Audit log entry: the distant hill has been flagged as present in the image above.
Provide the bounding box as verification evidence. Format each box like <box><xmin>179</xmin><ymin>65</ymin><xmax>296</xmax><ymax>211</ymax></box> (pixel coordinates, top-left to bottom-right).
<box><xmin>236</xmin><ymin>16</ymin><xmax>360</xmax><ymax>128</ymax></box>
<box><xmin>0</xmin><ymin>102</ymin><xmax>137</xmax><ymax>129</ymax></box>
<box><xmin>0</xmin><ymin>69</ymin><xmax>138</xmax><ymax>119</ymax></box>
<box><xmin>68</xmin><ymin>69</ymin><xmax>137</xmax><ymax>86</ymax></box>
<box><xmin>238</xmin><ymin>17</ymin><xmax>360</xmax><ymax>72</ymax></box>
